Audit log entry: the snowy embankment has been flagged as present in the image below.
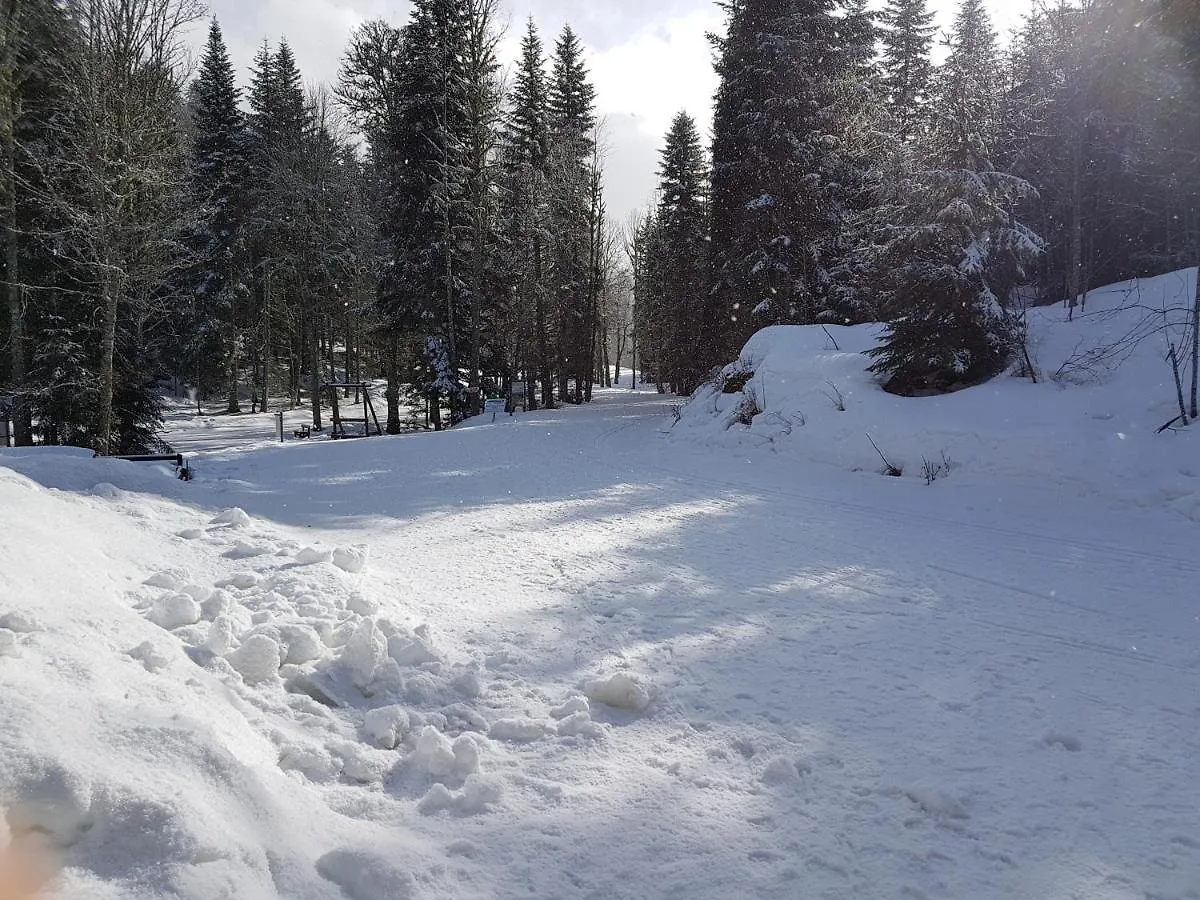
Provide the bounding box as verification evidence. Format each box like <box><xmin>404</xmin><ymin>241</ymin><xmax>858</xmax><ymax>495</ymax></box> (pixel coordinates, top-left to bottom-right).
<box><xmin>676</xmin><ymin>268</ymin><xmax>1200</xmax><ymax>518</ymax></box>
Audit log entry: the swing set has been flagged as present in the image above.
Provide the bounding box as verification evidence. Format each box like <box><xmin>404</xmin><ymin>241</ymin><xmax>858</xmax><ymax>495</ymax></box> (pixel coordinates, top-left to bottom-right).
<box><xmin>324</xmin><ymin>383</ymin><xmax>384</xmax><ymax>440</ymax></box>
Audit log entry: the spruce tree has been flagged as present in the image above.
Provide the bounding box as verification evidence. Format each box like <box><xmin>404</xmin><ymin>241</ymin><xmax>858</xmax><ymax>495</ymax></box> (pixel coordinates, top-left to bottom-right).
<box><xmin>868</xmin><ymin>0</ymin><xmax>1042</xmax><ymax>395</ymax></box>
<box><xmin>501</xmin><ymin>18</ymin><xmax>554</xmax><ymax>408</ymax></box>
<box><xmin>547</xmin><ymin>26</ymin><xmax>598</xmax><ymax>404</ymax></box>
<box><xmin>708</xmin><ymin>0</ymin><xmax>848</xmax><ymax>336</ymax></box>
<box><xmin>651</xmin><ymin>111</ymin><xmax>708</xmax><ymax>394</ymax></box>
<box><xmin>187</xmin><ymin>19</ymin><xmax>250</xmax><ymax>413</ymax></box>
<box><xmin>930</xmin><ymin>0</ymin><xmax>1000</xmax><ymax>166</ymax></box>
<box><xmin>878</xmin><ymin>0</ymin><xmax>936</xmax><ymax>144</ymax></box>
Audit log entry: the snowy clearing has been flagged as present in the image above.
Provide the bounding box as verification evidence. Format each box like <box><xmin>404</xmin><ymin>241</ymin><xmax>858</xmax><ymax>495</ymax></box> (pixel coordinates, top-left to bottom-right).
<box><xmin>3</xmin><ymin>278</ymin><xmax>1200</xmax><ymax>899</ymax></box>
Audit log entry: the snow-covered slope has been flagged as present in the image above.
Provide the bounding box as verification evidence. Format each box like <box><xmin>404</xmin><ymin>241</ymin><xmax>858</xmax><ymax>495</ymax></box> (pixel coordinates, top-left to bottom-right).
<box><xmin>676</xmin><ymin>268</ymin><xmax>1200</xmax><ymax>518</ymax></box>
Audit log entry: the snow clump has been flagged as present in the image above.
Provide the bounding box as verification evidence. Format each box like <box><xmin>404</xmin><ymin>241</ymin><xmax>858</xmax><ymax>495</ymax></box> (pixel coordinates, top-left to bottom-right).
<box><xmin>584</xmin><ymin>672</ymin><xmax>652</xmax><ymax>711</ymax></box>
<box><xmin>210</xmin><ymin>507</ymin><xmax>251</xmax><ymax>527</ymax></box>
<box><xmin>332</xmin><ymin>544</ymin><xmax>369</xmax><ymax>574</ymax></box>
<box><xmin>148</xmin><ymin>593</ymin><xmax>201</xmax><ymax>630</ymax></box>
<box><xmin>227</xmin><ymin>634</ymin><xmax>283</xmax><ymax>684</ymax></box>
<box><xmin>413</xmin><ymin>726</ymin><xmax>481</xmax><ymax>779</ymax></box>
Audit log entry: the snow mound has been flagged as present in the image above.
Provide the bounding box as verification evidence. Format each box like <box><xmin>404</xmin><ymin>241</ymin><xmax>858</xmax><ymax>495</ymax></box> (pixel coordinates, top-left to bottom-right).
<box><xmin>363</xmin><ymin>706</ymin><xmax>410</xmax><ymax>749</ymax></box>
<box><xmin>674</xmin><ymin>268</ymin><xmax>1200</xmax><ymax>514</ymax></box>
<box><xmin>339</xmin><ymin>620</ymin><xmax>386</xmax><ymax>689</ymax></box>
<box><xmin>0</xmin><ymin>629</ymin><xmax>20</xmax><ymax>658</ymax></box>
<box><xmin>147</xmin><ymin>593</ymin><xmax>201</xmax><ymax>630</ymax></box>
<box><xmin>0</xmin><ymin>612</ymin><xmax>39</xmax><ymax>634</ymax></box>
<box><xmin>417</xmin><ymin>773</ymin><xmax>503</xmax><ymax>816</ymax></box>
<box><xmin>296</xmin><ymin>546</ymin><xmax>333</xmax><ymax>565</ymax></box>
<box><xmin>387</xmin><ymin>626</ymin><xmax>442</xmax><ymax>667</ymax></box>
<box><xmin>488</xmin><ymin>717</ymin><xmax>546</xmax><ymax>742</ymax></box>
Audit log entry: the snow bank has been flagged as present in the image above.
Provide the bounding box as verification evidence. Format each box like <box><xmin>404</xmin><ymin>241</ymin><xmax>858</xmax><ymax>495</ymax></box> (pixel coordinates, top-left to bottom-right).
<box><xmin>674</xmin><ymin>268</ymin><xmax>1200</xmax><ymax>516</ymax></box>
<box><xmin>0</xmin><ymin>458</ymin><xmax>564</xmax><ymax>899</ymax></box>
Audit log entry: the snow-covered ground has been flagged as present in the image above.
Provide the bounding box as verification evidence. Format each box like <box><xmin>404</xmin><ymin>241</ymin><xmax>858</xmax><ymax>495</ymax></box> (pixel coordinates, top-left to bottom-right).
<box><xmin>2</xmin><ymin>273</ymin><xmax>1199</xmax><ymax>899</ymax></box>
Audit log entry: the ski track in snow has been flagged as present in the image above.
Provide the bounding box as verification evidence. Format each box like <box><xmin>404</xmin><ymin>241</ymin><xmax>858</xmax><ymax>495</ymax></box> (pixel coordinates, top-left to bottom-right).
<box><xmin>2</xmin><ymin>386</ymin><xmax>1199</xmax><ymax>899</ymax></box>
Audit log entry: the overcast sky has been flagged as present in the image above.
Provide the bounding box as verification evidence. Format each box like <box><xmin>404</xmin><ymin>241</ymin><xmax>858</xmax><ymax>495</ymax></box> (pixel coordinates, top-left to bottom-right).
<box><xmin>190</xmin><ymin>0</ymin><xmax>1031</xmax><ymax>223</ymax></box>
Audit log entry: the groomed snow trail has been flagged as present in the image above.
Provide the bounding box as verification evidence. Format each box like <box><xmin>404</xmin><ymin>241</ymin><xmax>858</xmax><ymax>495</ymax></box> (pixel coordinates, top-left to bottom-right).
<box><xmin>3</xmin><ymin>387</ymin><xmax>1199</xmax><ymax>900</ymax></box>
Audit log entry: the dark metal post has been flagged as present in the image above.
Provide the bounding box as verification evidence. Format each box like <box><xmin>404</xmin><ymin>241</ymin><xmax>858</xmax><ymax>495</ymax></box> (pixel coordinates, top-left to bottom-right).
<box><xmin>277</xmin><ymin>411</ymin><xmax>284</xmax><ymax>443</ymax></box>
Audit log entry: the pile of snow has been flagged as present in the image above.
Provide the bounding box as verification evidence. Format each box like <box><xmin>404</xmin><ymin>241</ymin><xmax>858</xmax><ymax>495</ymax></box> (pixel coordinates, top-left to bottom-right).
<box><xmin>675</xmin><ymin>268</ymin><xmax>1200</xmax><ymax>517</ymax></box>
<box><xmin>0</xmin><ymin>456</ymin><xmax>598</xmax><ymax>899</ymax></box>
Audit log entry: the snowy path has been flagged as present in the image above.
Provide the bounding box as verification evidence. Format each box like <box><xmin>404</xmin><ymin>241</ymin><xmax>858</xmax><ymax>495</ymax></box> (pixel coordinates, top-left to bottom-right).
<box><xmin>4</xmin><ymin>388</ymin><xmax>1199</xmax><ymax>899</ymax></box>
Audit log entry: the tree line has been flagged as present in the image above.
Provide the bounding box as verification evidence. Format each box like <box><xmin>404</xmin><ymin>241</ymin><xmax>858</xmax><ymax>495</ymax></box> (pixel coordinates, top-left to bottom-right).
<box><xmin>636</xmin><ymin>0</ymin><xmax>1200</xmax><ymax>401</ymax></box>
<box><xmin>0</xmin><ymin>0</ymin><xmax>629</xmax><ymax>452</ymax></box>
<box><xmin>3</xmin><ymin>0</ymin><xmax>1199</xmax><ymax>453</ymax></box>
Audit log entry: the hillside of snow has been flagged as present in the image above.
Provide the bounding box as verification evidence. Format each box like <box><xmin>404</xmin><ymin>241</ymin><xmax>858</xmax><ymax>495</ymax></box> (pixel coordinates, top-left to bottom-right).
<box><xmin>676</xmin><ymin>268</ymin><xmax>1200</xmax><ymax>519</ymax></box>
<box><xmin>2</xmin><ymin>272</ymin><xmax>1199</xmax><ymax>900</ymax></box>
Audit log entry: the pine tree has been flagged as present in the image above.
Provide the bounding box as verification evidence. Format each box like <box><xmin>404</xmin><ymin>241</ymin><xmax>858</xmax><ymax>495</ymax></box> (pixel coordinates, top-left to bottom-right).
<box><xmin>878</xmin><ymin>0</ymin><xmax>936</xmax><ymax>144</ymax></box>
<box><xmin>649</xmin><ymin>111</ymin><xmax>708</xmax><ymax>394</ymax></box>
<box><xmin>3</xmin><ymin>0</ymin><xmax>81</xmax><ymax>445</ymax></box>
<box><xmin>708</xmin><ymin>0</ymin><xmax>849</xmax><ymax>335</ymax></box>
<box><xmin>500</xmin><ymin>18</ymin><xmax>554</xmax><ymax>408</ymax></box>
<box><xmin>42</xmin><ymin>0</ymin><xmax>199</xmax><ymax>453</ymax></box>
<box><xmin>868</xmin><ymin>0</ymin><xmax>1042</xmax><ymax>395</ymax></box>
<box><xmin>187</xmin><ymin>19</ymin><xmax>250</xmax><ymax>413</ymax></box>
<box><xmin>824</xmin><ymin>0</ymin><xmax>890</xmax><ymax>324</ymax></box>
<box><xmin>547</xmin><ymin>25</ymin><xmax>598</xmax><ymax>404</ymax></box>
<box><xmin>930</xmin><ymin>0</ymin><xmax>1000</xmax><ymax>167</ymax></box>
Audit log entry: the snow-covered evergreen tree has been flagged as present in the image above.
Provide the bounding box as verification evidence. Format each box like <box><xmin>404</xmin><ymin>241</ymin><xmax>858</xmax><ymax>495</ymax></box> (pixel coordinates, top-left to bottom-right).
<box><xmin>547</xmin><ymin>26</ymin><xmax>598</xmax><ymax>404</ymax></box>
<box><xmin>186</xmin><ymin>19</ymin><xmax>250</xmax><ymax>413</ymax></box>
<box><xmin>878</xmin><ymin>0</ymin><xmax>936</xmax><ymax>144</ymax></box>
<box><xmin>868</xmin><ymin>0</ymin><xmax>1042</xmax><ymax>395</ymax></box>
<box><xmin>647</xmin><ymin>111</ymin><xmax>709</xmax><ymax>394</ymax></box>
<box><xmin>708</xmin><ymin>0</ymin><xmax>848</xmax><ymax>335</ymax></box>
<box><xmin>500</xmin><ymin>18</ymin><xmax>555</xmax><ymax>408</ymax></box>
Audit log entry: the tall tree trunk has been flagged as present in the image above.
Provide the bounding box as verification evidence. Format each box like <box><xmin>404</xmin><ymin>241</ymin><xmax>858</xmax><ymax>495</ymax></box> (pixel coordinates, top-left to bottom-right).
<box><xmin>309</xmin><ymin>310</ymin><xmax>321</xmax><ymax>429</ymax></box>
<box><xmin>97</xmin><ymin>275</ymin><xmax>119</xmax><ymax>455</ymax></box>
<box><xmin>469</xmin><ymin>222</ymin><xmax>482</xmax><ymax>416</ymax></box>
<box><xmin>226</xmin><ymin>336</ymin><xmax>240</xmax><ymax>413</ymax></box>
<box><xmin>384</xmin><ymin>329</ymin><xmax>401</xmax><ymax>434</ymax></box>
<box><xmin>613</xmin><ymin>324</ymin><xmax>623</xmax><ymax>386</ymax></box>
<box><xmin>1190</xmin><ymin>264</ymin><xmax>1199</xmax><ymax>419</ymax></box>
<box><xmin>535</xmin><ymin>245</ymin><xmax>553</xmax><ymax>408</ymax></box>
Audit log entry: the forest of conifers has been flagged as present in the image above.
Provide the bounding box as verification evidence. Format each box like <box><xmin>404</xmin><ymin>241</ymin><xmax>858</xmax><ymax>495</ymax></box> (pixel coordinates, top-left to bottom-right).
<box><xmin>1</xmin><ymin>0</ymin><xmax>1198</xmax><ymax>452</ymax></box>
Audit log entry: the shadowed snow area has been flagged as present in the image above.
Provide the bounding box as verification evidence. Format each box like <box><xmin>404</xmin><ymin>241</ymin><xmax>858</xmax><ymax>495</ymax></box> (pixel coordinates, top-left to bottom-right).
<box><xmin>2</xmin><ymin>278</ymin><xmax>1199</xmax><ymax>899</ymax></box>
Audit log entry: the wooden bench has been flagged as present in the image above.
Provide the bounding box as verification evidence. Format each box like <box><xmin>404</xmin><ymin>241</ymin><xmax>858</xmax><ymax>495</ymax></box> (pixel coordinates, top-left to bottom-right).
<box><xmin>293</xmin><ymin>424</ymin><xmax>311</xmax><ymax>439</ymax></box>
